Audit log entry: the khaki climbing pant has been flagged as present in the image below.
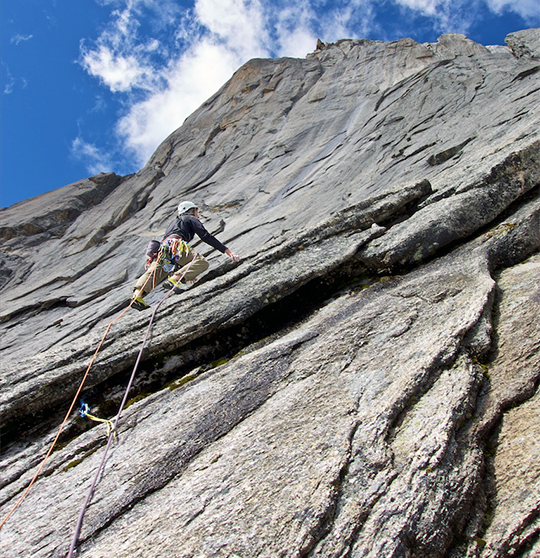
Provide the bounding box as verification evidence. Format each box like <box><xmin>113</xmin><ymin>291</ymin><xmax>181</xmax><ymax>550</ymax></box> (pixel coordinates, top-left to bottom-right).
<box><xmin>134</xmin><ymin>249</ymin><xmax>209</xmax><ymax>297</ymax></box>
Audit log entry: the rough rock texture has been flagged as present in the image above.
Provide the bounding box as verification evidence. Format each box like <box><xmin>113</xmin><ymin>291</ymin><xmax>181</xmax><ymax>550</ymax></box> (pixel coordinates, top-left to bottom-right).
<box><xmin>1</xmin><ymin>30</ymin><xmax>540</xmax><ymax>558</ymax></box>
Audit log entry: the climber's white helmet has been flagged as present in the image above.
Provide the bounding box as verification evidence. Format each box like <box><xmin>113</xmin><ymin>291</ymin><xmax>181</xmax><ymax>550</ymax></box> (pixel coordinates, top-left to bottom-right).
<box><xmin>177</xmin><ymin>201</ymin><xmax>198</xmax><ymax>216</ymax></box>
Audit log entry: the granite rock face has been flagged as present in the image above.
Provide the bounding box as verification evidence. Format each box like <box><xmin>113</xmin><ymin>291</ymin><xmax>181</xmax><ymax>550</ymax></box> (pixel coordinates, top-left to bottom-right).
<box><xmin>1</xmin><ymin>30</ymin><xmax>540</xmax><ymax>558</ymax></box>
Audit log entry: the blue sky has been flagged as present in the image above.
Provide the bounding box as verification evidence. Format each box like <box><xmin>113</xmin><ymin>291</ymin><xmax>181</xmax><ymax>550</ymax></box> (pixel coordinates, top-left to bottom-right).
<box><xmin>1</xmin><ymin>0</ymin><xmax>538</xmax><ymax>208</ymax></box>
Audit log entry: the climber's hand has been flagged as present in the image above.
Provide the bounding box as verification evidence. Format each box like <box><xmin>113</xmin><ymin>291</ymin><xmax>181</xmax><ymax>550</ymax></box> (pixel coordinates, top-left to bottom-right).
<box><xmin>225</xmin><ymin>249</ymin><xmax>241</xmax><ymax>263</ymax></box>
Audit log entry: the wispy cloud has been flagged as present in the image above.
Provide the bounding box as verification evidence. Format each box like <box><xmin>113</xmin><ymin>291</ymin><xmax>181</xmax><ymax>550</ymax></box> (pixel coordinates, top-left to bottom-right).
<box><xmin>2</xmin><ymin>64</ymin><xmax>16</xmax><ymax>94</ymax></box>
<box><xmin>393</xmin><ymin>0</ymin><xmax>476</xmax><ymax>35</ymax></box>
<box><xmin>79</xmin><ymin>1</ymin><xmax>165</xmax><ymax>93</ymax></box>
<box><xmin>2</xmin><ymin>62</ymin><xmax>27</xmax><ymax>95</ymax></box>
<box><xmin>71</xmin><ymin>136</ymin><xmax>114</xmax><ymax>175</ymax></box>
<box><xmin>486</xmin><ymin>0</ymin><xmax>540</xmax><ymax>21</ymax></box>
<box><xmin>395</xmin><ymin>0</ymin><xmax>540</xmax><ymax>33</ymax></box>
<box><xmin>77</xmin><ymin>0</ymin><xmax>538</xmax><ymax>174</ymax></box>
<box><xmin>394</xmin><ymin>0</ymin><xmax>443</xmax><ymax>16</ymax></box>
<box><xmin>195</xmin><ymin>0</ymin><xmax>269</xmax><ymax>56</ymax></box>
<box><xmin>11</xmin><ymin>34</ymin><xmax>34</xmax><ymax>45</ymax></box>
<box><xmin>81</xmin><ymin>43</ymin><xmax>152</xmax><ymax>92</ymax></box>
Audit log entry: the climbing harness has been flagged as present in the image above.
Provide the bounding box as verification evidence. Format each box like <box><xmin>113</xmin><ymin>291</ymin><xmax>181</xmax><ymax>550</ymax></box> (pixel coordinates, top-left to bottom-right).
<box><xmin>79</xmin><ymin>402</ymin><xmax>116</xmax><ymax>438</ymax></box>
<box><xmin>158</xmin><ymin>235</ymin><xmax>190</xmax><ymax>272</ymax></box>
<box><xmin>0</xmin><ymin>252</ymin><xmax>198</xmax><ymax>540</ymax></box>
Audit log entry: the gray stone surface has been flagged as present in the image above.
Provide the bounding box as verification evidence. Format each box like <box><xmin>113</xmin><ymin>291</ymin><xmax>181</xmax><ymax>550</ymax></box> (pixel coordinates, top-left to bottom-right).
<box><xmin>1</xmin><ymin>29</ymin><xmax>539</xmax><ymax>558</ymax></box>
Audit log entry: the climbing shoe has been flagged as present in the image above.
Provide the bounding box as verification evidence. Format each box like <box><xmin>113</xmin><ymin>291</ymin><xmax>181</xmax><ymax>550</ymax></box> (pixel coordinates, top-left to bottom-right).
<box><xmin>131</xmin><ymin>295</ymin><xmax>150</xmax><ymax>311</ymax></box>
<box><xmin>163</xmin><ymin>276</ymin><xmax>185</xmax><ymax>292</ymax></box>
<box><xmin>162</xmin><ymin>277</ymin><xmax>177</xmax><ymax>290</ymax></box>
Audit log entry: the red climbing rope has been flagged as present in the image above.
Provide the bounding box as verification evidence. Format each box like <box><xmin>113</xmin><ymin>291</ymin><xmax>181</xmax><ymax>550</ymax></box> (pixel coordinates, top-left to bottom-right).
<box><xmin>0</xmin><ymin>258</ymin><xmax>160</xmax><ymax>531</ymax></box>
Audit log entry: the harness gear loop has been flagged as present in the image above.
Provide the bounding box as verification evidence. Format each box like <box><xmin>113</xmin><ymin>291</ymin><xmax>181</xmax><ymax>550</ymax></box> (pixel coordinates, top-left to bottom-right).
<box><xmin>158</xmin><ymin>235</ymin><xmax>190</xmax><ymax>272</ymax></box>
<box><xmin>79</xmin><ymin>403</ymin><xmax>116</xmax><ymax>438</ymax></box>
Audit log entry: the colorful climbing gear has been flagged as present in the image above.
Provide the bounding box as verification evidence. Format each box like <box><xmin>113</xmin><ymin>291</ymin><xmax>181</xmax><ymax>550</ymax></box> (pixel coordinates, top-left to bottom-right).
<box><xmin>158</xmin><ymin>235</ymin><xmax>190</xmax><ymax>272</ymax></box>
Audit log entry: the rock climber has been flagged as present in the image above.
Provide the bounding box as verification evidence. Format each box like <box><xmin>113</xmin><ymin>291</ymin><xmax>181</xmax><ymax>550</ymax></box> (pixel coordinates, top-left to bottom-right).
<box><xmin>130</xmin><ymin>201</ymin><xmax>240</xmax><ymax>311</ymax></box>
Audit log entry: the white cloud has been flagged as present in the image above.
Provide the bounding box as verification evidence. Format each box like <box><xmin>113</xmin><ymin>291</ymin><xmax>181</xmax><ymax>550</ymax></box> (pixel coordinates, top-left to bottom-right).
<box><xmin>269</xmin><ymin>1</ymin><xmax>318</xmax><ymax>56</ymax></box>
<box><xmin>268</xmin><ymin>0</ymin><xmax>374</xmax><ymax>54</ymax></box>
<box><xmin>79</xmin><ymin>1</ymin><xmax>164</xmax><ymax>93</ymax></box>
<box><xmin>394</xmin><ymin>0</ymin><xmax>442</xmax><ymax>16</ymax></box>
<box><xmin>71</xmin><ymin>136</ymin><xmax>114</xmax><ymax>175</ymax></box>
<box><xmin>486</xmin><ymin>0</ymin><xmax>540</xmax><ymax>20</ymax></box>
<box><xmin>277</xmin><ymin>27</ymin><xmax>317</xmax><ymax>58</ymax></box>
<box><xmin>195</xmin><ymin>0</ymin><xmax>269</xmax><ymax>56</ymax></box>
<box><xmin>81</xmin><ymin>44</ymin><xmax>149</xmax><ymax>92</ymax></box>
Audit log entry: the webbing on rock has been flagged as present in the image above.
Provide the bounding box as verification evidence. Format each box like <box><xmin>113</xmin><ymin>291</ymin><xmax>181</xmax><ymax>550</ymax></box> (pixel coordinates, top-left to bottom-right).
<box><xmin>79</xmin><ymin>402</ymin><xmax>116</xmax><ymax>438</ymax></box>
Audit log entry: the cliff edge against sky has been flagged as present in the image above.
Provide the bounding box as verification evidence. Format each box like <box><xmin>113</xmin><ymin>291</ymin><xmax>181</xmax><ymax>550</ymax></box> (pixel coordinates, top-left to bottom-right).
<box><xmin>1</xmin><ymin>29</ymin><xmax>540</xmax><ymax>557</ymax></box>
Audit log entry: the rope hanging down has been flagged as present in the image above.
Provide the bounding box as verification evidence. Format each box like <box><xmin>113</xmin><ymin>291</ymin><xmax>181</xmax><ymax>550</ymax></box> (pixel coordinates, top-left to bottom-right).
<box><xmin>66</xmin><ymin>254</ymin><xmax>198</xmax><ymax>558</ymax></box>
<box><xmin>0</xmin><ymin>259</ymin><xmax>162</xmax><ymax>531</ymax></box>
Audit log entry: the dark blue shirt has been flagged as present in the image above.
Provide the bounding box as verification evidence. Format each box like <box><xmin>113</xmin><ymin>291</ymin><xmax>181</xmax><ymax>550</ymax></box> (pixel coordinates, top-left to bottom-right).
<box><xmin>163</xmin><ymin>213</ymin><xmax>227</xmax><ymax>253</ymax></box>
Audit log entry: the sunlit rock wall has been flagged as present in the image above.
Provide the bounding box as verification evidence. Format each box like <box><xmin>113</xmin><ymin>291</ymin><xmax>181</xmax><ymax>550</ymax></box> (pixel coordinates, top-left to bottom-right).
<box><xmin>1</xmin><ymin>28</ymin><xmax>539</xmax><ymax>558</ymax></box>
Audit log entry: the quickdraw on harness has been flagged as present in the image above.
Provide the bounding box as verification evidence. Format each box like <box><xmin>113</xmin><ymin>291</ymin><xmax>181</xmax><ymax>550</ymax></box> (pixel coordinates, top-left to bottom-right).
<box><xmin>79</xmin><ymin>402</ymin><xmax>116</xmax><ymax>438</ymax></box>
<box><xmin>157</xmin><ymin>235</ymin><xmax>190</xmax><ymax>272</ymax></box>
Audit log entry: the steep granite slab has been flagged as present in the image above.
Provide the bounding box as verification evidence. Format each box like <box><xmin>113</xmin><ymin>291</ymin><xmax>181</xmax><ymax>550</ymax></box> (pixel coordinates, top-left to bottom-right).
<box><xmin>0</xmin><ymin>239</ymin><xmax>496</xmax><ymax>557</ymax></box>
<box><xmin>1</xmin><ymin>31</ymin><xmax>539</xmax><ymax>429</ymax></box>
<box><xmin>0</xmin><ymin>29</ymin><xmax>540</xmax><ymax>558</ymax></box>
